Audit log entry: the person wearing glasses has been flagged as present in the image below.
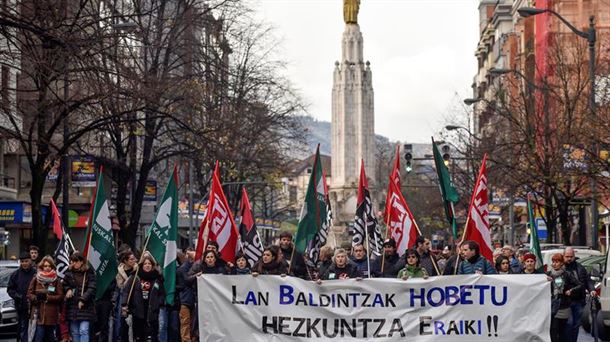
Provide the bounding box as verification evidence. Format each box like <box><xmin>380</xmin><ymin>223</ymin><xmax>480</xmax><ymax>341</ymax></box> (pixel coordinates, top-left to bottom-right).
<box><xmin>397</xmin><ymin>249</ymin><xmax>428</xmax><ymax>280</ymax></box>
<box><xmin>27</xmin><ymin>256</ymin><xmax>64</xmax><ymax>341</ymax></box>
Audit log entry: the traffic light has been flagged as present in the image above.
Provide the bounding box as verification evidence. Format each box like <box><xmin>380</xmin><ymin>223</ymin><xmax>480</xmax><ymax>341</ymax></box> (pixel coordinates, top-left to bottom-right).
<box><xmin>403</xmin><ymin>144</ymin><xmax>413</xmax><ymax>173</ymax></box>
<box><xmin>442</xmin><ymin>144</ymin><xmax>451</xmax><ymax>166</ymax></box>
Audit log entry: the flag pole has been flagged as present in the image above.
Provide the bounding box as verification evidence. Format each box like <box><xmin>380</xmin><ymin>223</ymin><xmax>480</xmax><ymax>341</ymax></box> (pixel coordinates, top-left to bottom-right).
<box><xmin>452</xmin><ymin>216</ymin><xmax>470</xmax><ymax>275</ymax></box>
<box><xmin>364</xmin><ymin>219</ymin><xmax>371</xmax><ymax>278</ymax></box>
<box><xmin>380</xmin><ymin>214</ymin><xmax>391</xmax><ymax>274</ymax></box>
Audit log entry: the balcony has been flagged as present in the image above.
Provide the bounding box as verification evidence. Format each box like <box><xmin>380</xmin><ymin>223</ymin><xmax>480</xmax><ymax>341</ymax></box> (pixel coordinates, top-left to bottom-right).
<box><xmin>0</xmin><ymin>174</ymin><xmax>17</xmax><ymax>200</ymax></box>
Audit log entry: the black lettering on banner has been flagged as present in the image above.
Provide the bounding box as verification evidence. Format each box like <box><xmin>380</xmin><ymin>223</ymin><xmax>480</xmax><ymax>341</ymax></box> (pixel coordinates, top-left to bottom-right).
<box><xmin>293</xmin><ymin>317</ymin><xmax>306</xmax><ymax>337</ymax></box>
<box><xmin>373</xmin><ymin>319</ymin><xmax>386</xmax><ymax>338</ymax></box>
<box><xmin>362</xmin><ymin>292</ymin><xmax>371</xmax><ymax>307</ymax></box>
<box><xmin>322</xmin><ymin>319</ymin><xmax>338</xmax><ymax>338</ymax></box>
<box><xmin>447</xmin><ymin>320</ymin><xmax>459</xmax><ymax>335</ymax></box>
<box><xmin>307</xmin><ymin>318</ymin><xmax>321</xmax><ymax>338</ymax></box>
<box><xmin>420</xmin><ymin>316</ymin><xmax>432</xmax><ymax>335</ymax></box>
<box><xmin>278</xmin><ymin>316</ymin><xmax>290</xmax><ymax>335</ymax></box>
<box><xmin>388</xmin><ymin>318</ymin><xmax>406</xmax><ymax>337</ymax></box>
<box><xmin>464</xmin><ymin>319</ymin><xmax>476</xmax><ymax>334</ymax></box>
<box><xmin>358</xmin><ymin>318</ymin><xmax>372</xmax><ymax>338</ymax></box>
<box><xmin>386</xmin><ymin>293</ymin><xmax>396</xmax><ymax>307</ymax></box>
<box><xmin>341</xmin><ymin>319</ymin><xmax>357</xmax><ymax>337</ymax></box>
<box><xmin>262</xmin><ymin>316</ymin><xmax>277</xmax><ymax>334</ymax></box>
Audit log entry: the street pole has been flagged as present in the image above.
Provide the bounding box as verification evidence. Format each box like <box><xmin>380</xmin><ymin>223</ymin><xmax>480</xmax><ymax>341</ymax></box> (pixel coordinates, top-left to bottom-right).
<box><xmin>62</xmin><ymin>63</ymin><xmax>70</xmax><ymax>230</ymax></box>
<box><xmin>588</xmin><ymin>16</ymin><xmax>598</xmax><ymax>250</ymax></box>
<box><xmin>509</xmin><ymin>195</ymin><xmax>515</xmax><ymax>246</ymax></box>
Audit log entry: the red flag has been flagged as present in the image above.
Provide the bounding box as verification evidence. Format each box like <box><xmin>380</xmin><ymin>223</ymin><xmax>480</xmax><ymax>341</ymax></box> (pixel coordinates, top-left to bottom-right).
<box><xmin>239</xmin><ymin>188</ymin><xmax>263</xmax><ymax>267</ymax></box>
<box><xmin>385</xmin><ymin>178</ymin><xmax>419</xmax><ymax>256</ymax></box>
<box><xmin>463</xmin><ymin>154</ymin><xmax>493</xmax><ymax>262</ymax></box>
<box><xmin>194</xmin><ymin>162</ymin><xmax>239</xmax><ymax>262</ymax></box>
<box><xmin>50</xmin><ymin>199</ymin><xmax>63</xmax><ymax>239</ymax></box>
<box><xmin>383</xmin><ymin>145</ymin><xmax>401</xmax><ymax>220</ymax></box>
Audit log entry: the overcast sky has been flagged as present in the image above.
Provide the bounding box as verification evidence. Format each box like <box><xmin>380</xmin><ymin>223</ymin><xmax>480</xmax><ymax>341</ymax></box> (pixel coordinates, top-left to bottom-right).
<box><xmin>253</xmin><ymin>0</ymin><xmax>480</xmax><ymax>143</ymax></box>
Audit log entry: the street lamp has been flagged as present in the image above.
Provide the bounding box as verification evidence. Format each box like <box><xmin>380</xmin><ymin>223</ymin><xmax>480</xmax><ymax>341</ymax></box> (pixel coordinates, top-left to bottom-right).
<box><xmin>518</xmin><ymin>7</ymin><xmax>598</xmax><ymax>248</ymax></box>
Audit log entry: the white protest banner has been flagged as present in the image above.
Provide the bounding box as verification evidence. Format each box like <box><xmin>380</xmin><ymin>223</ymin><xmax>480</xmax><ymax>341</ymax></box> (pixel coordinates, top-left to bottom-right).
<box><xmin>197</xmin><ymin>274</ymin><xmax>550</xmax><ymax>341</ymax></box>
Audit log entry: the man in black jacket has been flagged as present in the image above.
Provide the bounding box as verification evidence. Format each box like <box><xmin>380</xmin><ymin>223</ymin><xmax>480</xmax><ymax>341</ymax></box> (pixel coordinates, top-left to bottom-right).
<box><xmin>371</xmin><ymin>239</ymin><xmax>405</xmax><ymax>278</ymax></box>
<box><xmin>278</xmin><ymin>231</ymin><xmax>308</xmax><ymax>279</ymax></box>
<box><xmin>415</xmin><ymin>236</ymin><xmax>439</xmax><ymax>276</ymax></box>
<box><xmin>563</xmin><ymin>247</ymin><xmax>595</xmax><ymax>342</ymax></box>
<box><xmin>7</xmin><ymin>252</ymin><xmax>35</xmax><ymax>342</ymax></box>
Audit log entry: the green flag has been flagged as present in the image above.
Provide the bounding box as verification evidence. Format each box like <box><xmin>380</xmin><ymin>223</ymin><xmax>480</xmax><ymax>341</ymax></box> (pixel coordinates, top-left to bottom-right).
<box><xmin>145</xmin><ymin>167</ymin><xmax>178</xmax><ymax>305</ymax></box>
<box><xmin>527</xmin><ymin>195</ymin><xmax>544</xmax><ymax>271</ymax></box>
<box><xmin>295</xmin><ymin>146</ymin><xmax>327</xmax><ymax>254</ymax></box>
<box><xmin>83</xmin><ymin>167</ymin><xmax>118</xmax><ymax>300</ymax></box>
<box><xmin>432</xmin><ymin>137</ymin><xmax>460</xmax><ymax>239</ymax></box>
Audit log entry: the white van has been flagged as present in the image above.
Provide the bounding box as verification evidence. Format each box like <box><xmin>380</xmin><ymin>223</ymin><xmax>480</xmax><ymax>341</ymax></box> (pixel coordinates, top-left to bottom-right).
<box><xmin>541</xmin><ymin>248</ymin><xmax>602</xmax><ymax>269</ymax></box>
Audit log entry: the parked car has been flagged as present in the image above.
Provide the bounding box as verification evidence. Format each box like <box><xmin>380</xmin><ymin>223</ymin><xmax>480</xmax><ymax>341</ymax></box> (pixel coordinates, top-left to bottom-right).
<box><xmin>0</xmin><ymin>268</ymin><xmax>18</xmax><ymax>336</ymax></box>
<box><xmin>541</xmin><ymin>248</ymin><xmax>602</xmax><ymax>270</ymax></box>
<box><xmin>0</xmin><ymin>261</ymin><xmax>18</xmax><ymax>271</ymax></box>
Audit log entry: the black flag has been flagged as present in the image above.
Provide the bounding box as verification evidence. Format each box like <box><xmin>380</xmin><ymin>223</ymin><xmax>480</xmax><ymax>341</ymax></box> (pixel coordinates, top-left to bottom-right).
<box><xmin>352</xmin><ymin>161</ymin><xmax>383</xmax><ymax>257</ymax></box>
<box><xmin>239</xmin><ymin>189</ymin><xmax>263</xmax><ymax>267</ymax></box>
<box><xmin>306</xmin><ymin>170</ymin><xmax>332</xmax><ymax>265</ymax></box>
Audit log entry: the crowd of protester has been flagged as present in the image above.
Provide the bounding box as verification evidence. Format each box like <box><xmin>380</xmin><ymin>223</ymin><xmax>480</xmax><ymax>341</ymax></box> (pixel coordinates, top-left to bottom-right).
<box><xmin>4</xmin><ymin>232</ymin><xmax>597</xmax><ymax>342</ymax></box>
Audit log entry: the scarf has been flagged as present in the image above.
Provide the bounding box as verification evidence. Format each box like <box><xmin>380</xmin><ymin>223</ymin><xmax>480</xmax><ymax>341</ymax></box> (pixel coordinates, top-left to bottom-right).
<box><xmin>36</xmin><ymin>269</ymin><xmax>58</xmax><ymax>284</ymax></box>
<box><xmin>137</xmin><ymin>268</ymin><xmax>160</xmax><ymax>282</ymax></box>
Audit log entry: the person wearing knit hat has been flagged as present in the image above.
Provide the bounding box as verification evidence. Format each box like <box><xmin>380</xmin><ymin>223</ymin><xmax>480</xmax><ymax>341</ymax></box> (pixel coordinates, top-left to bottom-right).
<box><xmin>522</xmin><ymin>253</ymin><xmax>542</xmax><ymax>274</ymax></box>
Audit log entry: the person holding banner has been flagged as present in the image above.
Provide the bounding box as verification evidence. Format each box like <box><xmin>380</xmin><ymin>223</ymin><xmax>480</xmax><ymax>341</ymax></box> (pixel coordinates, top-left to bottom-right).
<box><xmin>320</xmin><ymin>248</ymin><xmax>361</xmax><ymax>280</ymax></box>
<box><xmin>494</xmin><ymin>255</ymin><xmax>513</xmax><ymax>275</ymax></box>
<box><xmin>278</xmin><ymin>232</ymin><xmax>307</xmax><ymax>279</ymax></box>
<box><xmin>415</xmin><ymin>236</ymin><xmax>439</xmax><ymax>276</ymax></box>
<box><xmin>232</xmin><ymin>252</ymin><xmax>251</xmax><ymax>275</ymax></box>
<box><xmin>350</xmin><ymin>244</ymin><xmax>371</xmax><ymax>277</ymax></box>
<box><xmin>371</xmin><ymin>239</ymin><xmax>405</xmax><ymax>278</ymax></box>
<box><xmin>27</xmin><ymin>256</ymin><xmax>64</xmax><ymax>342</ymax></box>
<box><xmin>252</xmin><ymin>247</ymin><xmax>287</xmax><ymax>276</ymax></box>
<box><xmin>457</xmin><ymin>241</ymin><xmax>496</xmax><ymax>275</ymax></box>
<box><xmin>547</xmin><ymin>253</ymin><xmax>582</xmax><ymax>342</ymax></box>
<box><xmin>121</xmin><ymin>253</ymin><xmax>166</xmax><ymax>342</ymax></box>
<box><xmin>63</xmin><ymin>252</ymin><xmax>97</xmax><ymax>342</ymax></box>
<box><xmin>397</xmin><ymin>249</ymin><xmax>428</xmax><ymax>280</ymax></box>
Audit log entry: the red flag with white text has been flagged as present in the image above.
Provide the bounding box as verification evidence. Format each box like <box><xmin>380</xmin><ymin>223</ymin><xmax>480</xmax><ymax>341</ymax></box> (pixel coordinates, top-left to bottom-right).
<box><xmin>194</xmin><ymin>162</ymin><xmax>239</xmax><ymax>262</ymax></box>
<box><xmin>383</xmin><ymin>145</ymin><xmax>401</xmax><ymax>220</ymax></box>
<box><xmin>463</xmin><ymin>154</ymin><xmax>493</xmax><ymax>262</ymax></box>
<box><xmin>385</xmin><ymin>178</ymin><xmax>419</xmax><ymax>256</ymax></box>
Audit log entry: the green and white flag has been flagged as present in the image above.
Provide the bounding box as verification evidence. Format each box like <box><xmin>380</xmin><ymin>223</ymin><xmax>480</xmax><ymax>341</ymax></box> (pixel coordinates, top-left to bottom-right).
<box><xmin>145</xmin><ymin>166</ymin><xmax>178</xmax><ymax>305</ymax></box>
<box><xmin>83</xmin><ymin>166</ymin><xmax>118</xmax><ymax>300</ymax></box>
<box><xmin>295</xmin><ymin>145</ymin><xmax>327</xmax><ymax>255</ymax></box>
<box><xmin>527</xmin><ymin>195</ymin><xmax>544</xmax><ymax>271</ymax></box>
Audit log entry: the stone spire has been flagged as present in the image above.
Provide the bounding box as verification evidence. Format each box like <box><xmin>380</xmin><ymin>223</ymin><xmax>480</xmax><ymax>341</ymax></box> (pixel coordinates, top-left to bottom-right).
<box><xmin>330</xmin><ymin>4</ymin><xmax>375</xmax><ymax>235</ymax></box>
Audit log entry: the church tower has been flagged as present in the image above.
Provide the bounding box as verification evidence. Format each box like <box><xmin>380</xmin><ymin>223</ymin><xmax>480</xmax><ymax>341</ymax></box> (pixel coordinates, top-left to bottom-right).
<box><xmin>330</xmin><ymin>0</ymin><xmax>375</xmax><ymax>238</ymax></box>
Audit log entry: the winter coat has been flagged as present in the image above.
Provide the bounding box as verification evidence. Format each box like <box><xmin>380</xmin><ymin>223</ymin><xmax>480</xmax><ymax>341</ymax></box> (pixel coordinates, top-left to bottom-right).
<box><xmin>317</xmin><ymin>259</ymin><xmax>332</xmax><ymax>278</ymax></box>
<box><xmin>397</xmin><ymin>265</ymin><xmax>428</xmax><ymax>279</ymax></box>
<box><xmin>7</xmin><ymin>266</ymin><xmax>36</xmax><ymax>314</ymax></box>
<box><xmin>350</xmin><ymin>256</ymin><xmax>372</xmax><ymax>277</ymax></box>
<box><xmin>281</xmin><ymin>245</ymin><xmax>307</xmax><ymax>278</ymax></box>
<box><xmin>458</xmin><ymin>255</ymin><xmax>497</xmax><ymax>275</ymax></box>
<box><xmin>321</xmin><ymin>263</ymin><xmax>361</xmax><ymax>280</ymax></box>
<box><xmin>252</xmin><ymin>259</ymin><xmax>288</xmax><ymax>275</ymax></box>
<box><xmin>371</xmin><ymin>253</ymin><xmax>405</xmax><ymax>278</ymax></box>
<box><xmin>232</xmin><ymin>267</ymin><xmax>251</xmax><ymax>275</ymax></box>
<box><xmin>419</xmin><ymin>251</ymin><xmax>439</xmax><ymax>276</ymax></box>
<box><xmin>63</xmin><ymin>266</ymin><xmax>97</xmax><ymax>321</ymax></box>
<box><xmin>509</xmin><ymin>256</ymin><xmax>523</xmax><ymax>274</ymax></box>
<box><xmin>547</xmin><ymin>268</ymin><xmax>582</xmax><ymax>311</ymax></box>
<box><xmin>116</xmin><ymin>263</ymin><xmax>135</xmax><ymax>289</ymax></box>
<box><xmin>27</xmin><ymin>275</ymin><xmax>64</xmax><ymax>325</ymax></box>
<box><xmin>176</xmin><ymin>260</ymin><xmax>195</xmax><ymax>307</ymax></box>
<box><xmin>564</xmin><ymin>260</ymin><xmax>593</xmax><ymax>301</ymax></box>
<box><xmin>442</xmin><ymin>255</ymin><xmax>461</xmax><ymax>275</ymax></box>
<box><xmin>121</xmin><ymin>269</ymin><xmax>165</xmax><ymax>323</ymax></box>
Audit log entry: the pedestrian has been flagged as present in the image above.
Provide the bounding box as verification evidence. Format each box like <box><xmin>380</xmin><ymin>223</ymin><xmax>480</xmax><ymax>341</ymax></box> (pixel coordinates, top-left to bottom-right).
<box><xmin>27</xmin><ymin>256</ymin><xmax>63</xmax><ymax>342</ymax></box>
<box><xmin>437</xmin><ymin>245</ymin><xmax>452</xmax><ymax>273</ymax></box>
<box><xmin>494</xmin><ymin>255</ymin><xmax>512</xmax><ymax>274</ymax></box>
<box><xmin>442</xmin><ymin>243</ymin><xmax>462</xmax><ymax>275</ymax></box>
<box><xmin>316</xmin><ymin>246</ymin><xmax>333</xmax><ymax>278</ymax></box>
<box><xmin>521</xmin><ymin>253</ymin><xmax>543</xmax><ymax>274</ymax></box>
<box><xmin>397</xmin><ymin>249</ymin><xmax>428</xmax><ymax>280</ymax></box>
<box><xmin>563</xmin><ymin>247</ymin><xmax>596</xmax><ymax>342</ymax></box>
<box><xmin>63</xmin><ymin>251</ymin><xmax>97</xmax><ymax>342</ymax></box>
<box><xmin>547</xmin><ymin>253</ymin><xmax>581</xmax><ymax>342</ymax></box>
<box><xmin>94</xmin><ymin>277</ymin><xmax>116</xmax><ymax>342</ymax></box>
<box><xmin>502</xmin><ymin>245</ymin><xmax>522</xmax><ymax>273</ymax></box>
<box><xmin>321</xmin><ymin>248</ymin><xmax>361</xmax><ymax>280</ymax></box>
<box><xmin>121</xmin><ymin>253</ymin><xmax>165</xmax><ymax>342</ymax></box>
<box><xmin>176</xmin><ymin>249</ymin><xmax>196</xmax><ymax>342</ymax></box>
<box><xmin>29</xmin><ymin>245</ymin><xmax>40</xmax><ymax>264</ymax></box>
<box><xmin>371</xmin><ymin>239</ymin><xmax>405</xmax><ymax>278</ymax></box>
<box><xmin>252</xmin><ymin>247</ymin><xmax>287</xmax><ymax>276</ymax></box>
<box><xmin>8</xmin><ymin>251</ymin><xmax>36</xmax><ymax>342</ymax></box>
<box><xmin>457</xmin><ymin>241</ymin><xmax>496</xmax><ymax>275</ymax></box>
<box><xmin>415</xmin><ymin>236</ymin><xmax>439</xmax><ymax>276</ymax></box>
<box><xmin>116</xmin><ymin>251</ymin><xmax>137</xmax><ymax>342</ymax></box>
